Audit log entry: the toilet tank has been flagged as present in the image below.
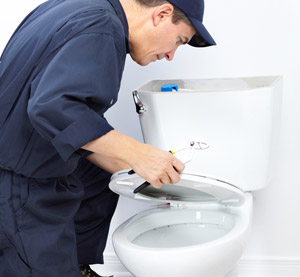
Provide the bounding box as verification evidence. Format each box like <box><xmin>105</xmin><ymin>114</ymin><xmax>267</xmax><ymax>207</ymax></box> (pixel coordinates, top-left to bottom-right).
<box><xmin>133</xmin><ymin>76</ymin><xmax>282</xmax><ymax>191</ymax></box>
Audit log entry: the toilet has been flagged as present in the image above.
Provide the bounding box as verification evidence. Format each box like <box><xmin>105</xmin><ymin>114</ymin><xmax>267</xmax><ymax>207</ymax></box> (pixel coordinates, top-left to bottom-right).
<box><xmin>109</xmin><ymin>76</ymin><xmax>282</xmax><ymax>277</ymax></box>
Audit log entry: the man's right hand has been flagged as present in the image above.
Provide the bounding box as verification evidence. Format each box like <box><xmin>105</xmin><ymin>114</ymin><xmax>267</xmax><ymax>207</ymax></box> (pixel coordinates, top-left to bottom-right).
<box><xmin>82</xmin><ymin>130</ymin><xmax>185</xmax><ymax>188</ymax></box>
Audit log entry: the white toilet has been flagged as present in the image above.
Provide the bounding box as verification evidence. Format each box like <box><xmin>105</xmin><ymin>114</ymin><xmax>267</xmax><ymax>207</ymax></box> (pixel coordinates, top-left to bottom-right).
<box><xmin>109</xmin><ymin>76</ymin><xmax>282</xmax><ymax>277</ymax></box>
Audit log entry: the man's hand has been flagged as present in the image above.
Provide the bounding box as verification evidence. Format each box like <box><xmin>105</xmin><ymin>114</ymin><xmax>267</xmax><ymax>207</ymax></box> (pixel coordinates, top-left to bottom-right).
<box><xmin>128</xmin><ymin>142</ymin><xmax>184</xmax><ymax>188</ymax></box>
<box><xmin>82</xmin><ymin>130</ymin><xmax>185</xmax><ymax>188</ymax></box>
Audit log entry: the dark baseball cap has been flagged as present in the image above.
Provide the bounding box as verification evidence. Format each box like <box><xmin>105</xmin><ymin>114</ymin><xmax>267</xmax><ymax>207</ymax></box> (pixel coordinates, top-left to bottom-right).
<box><xmin>168</xmin><ymin>0</ymin><xmax>216</xmax><ymax>47</ymax></box>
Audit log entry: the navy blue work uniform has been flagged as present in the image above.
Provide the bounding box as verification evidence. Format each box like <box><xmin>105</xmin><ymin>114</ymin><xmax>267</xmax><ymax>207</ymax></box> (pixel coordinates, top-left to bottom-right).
<box><xmin>0</xmin><ymin>0</ymin><xmax>130</xmax><ymax>275</ymax></box>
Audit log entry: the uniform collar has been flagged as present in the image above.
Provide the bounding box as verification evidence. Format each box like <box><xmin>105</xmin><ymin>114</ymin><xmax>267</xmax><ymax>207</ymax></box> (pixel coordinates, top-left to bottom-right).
<box><xmin>107</xmin><ymin>0</ymin><xmax>130</xmax><ymax>53</ymax></box>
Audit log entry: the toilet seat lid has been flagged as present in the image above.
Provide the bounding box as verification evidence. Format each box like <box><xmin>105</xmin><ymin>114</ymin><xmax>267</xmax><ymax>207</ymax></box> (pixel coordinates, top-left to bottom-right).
<box><xmin>109</xmin><ymin>170</ymin><xmax>245</xmax><ymax>207</ymax></box>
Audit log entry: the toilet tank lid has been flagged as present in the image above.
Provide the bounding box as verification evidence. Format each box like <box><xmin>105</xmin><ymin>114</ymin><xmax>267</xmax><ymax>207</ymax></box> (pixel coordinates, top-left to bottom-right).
<box><xmin>109</xmin><ymin>170</ymin><xmax>245</xmax><ymax>207</ymax></box>
<box><xmin>136</xmin><ymin>76</ymin><xmax>282</xmax><ymax>93</ymax></box>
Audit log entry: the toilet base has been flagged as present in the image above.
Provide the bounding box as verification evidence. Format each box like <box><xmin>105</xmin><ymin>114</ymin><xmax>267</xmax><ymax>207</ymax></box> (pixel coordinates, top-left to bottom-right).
<box><xmin>112</xmin><ymin>196</ymin><xmax>252</xmax><ymax>277</ymax></box>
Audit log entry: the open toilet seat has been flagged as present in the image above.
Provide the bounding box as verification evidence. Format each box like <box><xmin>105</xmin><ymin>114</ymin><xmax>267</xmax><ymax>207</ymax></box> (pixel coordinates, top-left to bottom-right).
<box><xmin>109</xmin><ymin>170</ymin><xmax>253</xmax><ymax>277</ymax></box>
<box><xmin>110</xmin><ymin>170</ymin><xmax>246</xmax><ymax>206</ymax></box>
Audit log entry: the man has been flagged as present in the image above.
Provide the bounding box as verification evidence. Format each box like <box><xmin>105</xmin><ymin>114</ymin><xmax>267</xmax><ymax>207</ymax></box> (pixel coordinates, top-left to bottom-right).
<box><xmin>0</xmin><ymin>0</ymin><xmax>215</xmax><ymax>276</ymax></box>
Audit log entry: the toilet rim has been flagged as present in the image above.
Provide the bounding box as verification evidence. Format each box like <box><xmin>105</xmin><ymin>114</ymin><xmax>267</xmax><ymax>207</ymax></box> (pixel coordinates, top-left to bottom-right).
<box><xmin>112</xmin><ymin>195</ymin><xmax>253</xmax><ymax>251</ymax></box>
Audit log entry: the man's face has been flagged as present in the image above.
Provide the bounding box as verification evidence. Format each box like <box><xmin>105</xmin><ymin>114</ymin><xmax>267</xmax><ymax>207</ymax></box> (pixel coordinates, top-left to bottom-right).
<box><xmin>130</xmin><ymin>16</ymin><xmax>196</xmax><ymax>66</ymax></box>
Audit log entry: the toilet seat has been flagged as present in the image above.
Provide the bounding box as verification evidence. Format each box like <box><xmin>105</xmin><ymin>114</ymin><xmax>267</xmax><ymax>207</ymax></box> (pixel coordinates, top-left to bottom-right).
<box><xmin>109</xmin><ymin>170</ymin><xmax>252</xmax><ymax>277</ymax></box>
<box><xmin>109</xmin><ymin>170</ymin><xmax>246</xmax><ymax>207</ymax></box>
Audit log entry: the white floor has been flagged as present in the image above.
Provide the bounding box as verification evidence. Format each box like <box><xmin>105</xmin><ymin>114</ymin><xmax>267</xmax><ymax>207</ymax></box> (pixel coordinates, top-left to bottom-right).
<box><xmin>91</xmin><ymin>264</ymin><xmax>239</xmax><ymax>277</ymax></box>
<box><xmin>90</xmin><ymin>255</ymin><xmax>300</xmax><ymax>277</ymax></box>
<box><xmin>91</xmin><ymin>264</ymin><xmax>131</xmax><ymax>277</ymax></box>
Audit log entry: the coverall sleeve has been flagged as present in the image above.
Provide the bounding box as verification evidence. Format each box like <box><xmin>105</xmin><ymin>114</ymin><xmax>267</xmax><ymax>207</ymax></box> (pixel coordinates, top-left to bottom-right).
<box><xmin>28</xmin><ymin>32</ymin><xmax>122</xmax><ymax>161</ymax></box>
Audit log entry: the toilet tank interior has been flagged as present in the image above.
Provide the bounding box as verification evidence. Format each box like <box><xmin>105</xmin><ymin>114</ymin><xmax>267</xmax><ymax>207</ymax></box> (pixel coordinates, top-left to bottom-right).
<box><xmin>137</xmin><ymin>76</ymin><xmax>281</xmax><ymax>93</ymax></box>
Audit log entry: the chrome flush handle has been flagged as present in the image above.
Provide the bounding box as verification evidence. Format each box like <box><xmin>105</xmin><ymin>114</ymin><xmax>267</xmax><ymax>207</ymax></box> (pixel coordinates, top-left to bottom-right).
<box><xmin>132</xmin><ymin>90</ymin><xmax>146</xmax><ymax>114</ymax></box>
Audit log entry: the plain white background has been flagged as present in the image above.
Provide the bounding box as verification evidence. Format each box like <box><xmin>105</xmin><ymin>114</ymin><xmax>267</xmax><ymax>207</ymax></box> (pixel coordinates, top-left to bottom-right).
<box><xmin>1</xmin><ymin>0</ymin><xmax>300</xmax><ymax>273</ymax></box>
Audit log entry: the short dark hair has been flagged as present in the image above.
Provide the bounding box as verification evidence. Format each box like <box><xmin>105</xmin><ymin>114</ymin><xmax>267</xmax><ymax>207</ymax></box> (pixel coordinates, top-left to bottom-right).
<box><xmin>134</xmin><ymin>0</ymin><xmax>191</xmax><ymax>25</ymax></box>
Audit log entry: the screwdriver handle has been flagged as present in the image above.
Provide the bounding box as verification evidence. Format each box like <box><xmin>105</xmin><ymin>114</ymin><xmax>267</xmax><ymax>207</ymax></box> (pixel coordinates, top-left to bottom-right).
<box><xmin>133</xmin><ymin>181</ymin><xmax>151</xmax><ymax>193</ymax></box>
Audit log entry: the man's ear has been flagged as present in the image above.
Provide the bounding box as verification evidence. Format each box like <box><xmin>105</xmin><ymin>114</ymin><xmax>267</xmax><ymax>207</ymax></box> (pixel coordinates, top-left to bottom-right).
<box><xmin>152</xmin><ymin>3</ymin><xmax>174</xmax><ymax>27</ymax></box>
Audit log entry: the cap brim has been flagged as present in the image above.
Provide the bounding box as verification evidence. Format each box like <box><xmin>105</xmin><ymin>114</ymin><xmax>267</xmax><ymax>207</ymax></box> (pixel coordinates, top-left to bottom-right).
<box><xmin>188</xmin><ymin>17</ymin><xmax>216</xmax><ymax>47</ymax></box>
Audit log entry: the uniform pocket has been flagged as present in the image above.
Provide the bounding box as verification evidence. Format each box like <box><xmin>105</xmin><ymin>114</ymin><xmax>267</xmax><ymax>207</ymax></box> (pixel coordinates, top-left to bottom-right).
<box><xmin>0</xmin><ymin>195</ymin><xmax>32</xmax><ymax>275</ymax></box>
<box><xmin>13</xmin><ymin>175</ymin><xmax>35</xmax><ymax>216</ymax></box>
<box><xmin>0</xmin><ymin>224</ymin><xmax>32</xmax><ymax>276</ymax></box>
<box><xmin>20</xmin><ymin>178</ymin><xmax>35</xmax><ymax>210</ymax></box>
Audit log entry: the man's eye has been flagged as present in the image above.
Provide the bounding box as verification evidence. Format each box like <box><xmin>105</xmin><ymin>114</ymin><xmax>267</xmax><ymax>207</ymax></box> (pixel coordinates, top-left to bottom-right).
<box><xmin>177</xmin><ymin>38</ymin><xmax>183</xmax><ymax>44</ymax></box>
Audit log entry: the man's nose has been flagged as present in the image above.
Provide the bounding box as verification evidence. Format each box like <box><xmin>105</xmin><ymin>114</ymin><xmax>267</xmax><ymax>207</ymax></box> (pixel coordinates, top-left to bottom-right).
<box><xmin>165</xmin><ymin>45</ymin><xmax>179</xmax><ymax>61</ymax></box>
<box><xmin>165</xmin><ymin>49</ymin><xmax>176</xmax><ymax>61</ymax></box>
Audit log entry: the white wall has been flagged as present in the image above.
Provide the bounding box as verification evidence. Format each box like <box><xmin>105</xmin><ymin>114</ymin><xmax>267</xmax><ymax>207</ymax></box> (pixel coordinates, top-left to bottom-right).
<box><xmin>106</xmin><ymin>0</ymin><xmax>300</xmax><ymax>262</ymax></box>
<box><xmin>1</xmin><ymin>0</ymin><xmax>300</xmax><ymax>274</ymax></box>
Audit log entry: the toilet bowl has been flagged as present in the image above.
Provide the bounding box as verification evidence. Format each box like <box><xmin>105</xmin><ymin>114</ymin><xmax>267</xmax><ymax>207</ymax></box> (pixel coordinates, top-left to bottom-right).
<box><xmin>110</xmin><ymin>172</ymin><xmax>253</xmax><ymax>277</ymax></box>
<box><xmin>109</xmin><ymin>76</ymin><xmax>282</xmax><ymax>277</ymax></box>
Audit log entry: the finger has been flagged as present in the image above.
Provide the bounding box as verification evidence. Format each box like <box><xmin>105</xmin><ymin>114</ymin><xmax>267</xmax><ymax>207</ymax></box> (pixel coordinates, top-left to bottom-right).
<box><xmin>160</xmin><ymin>174</ymin><xmax>171</xmax><ymax>185</ymax></box>
<box><xmin>172</xmin><ymin>157</ymin><xmax>185</xmax><ymax>172</ymax></box>
<box><xmin>148</xmin><ymin>176</ymin><xmax>163</xmax><ymax>189</ymax></box>
<box><xmin>151</xmin><ymin>181</ymin><xmax>163</xmax><ymax>189</ymax></box>
<box><xmin>168</xmin><ymin>170</ymin><xmax>181</xmax><ymax>184</ymax></box>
